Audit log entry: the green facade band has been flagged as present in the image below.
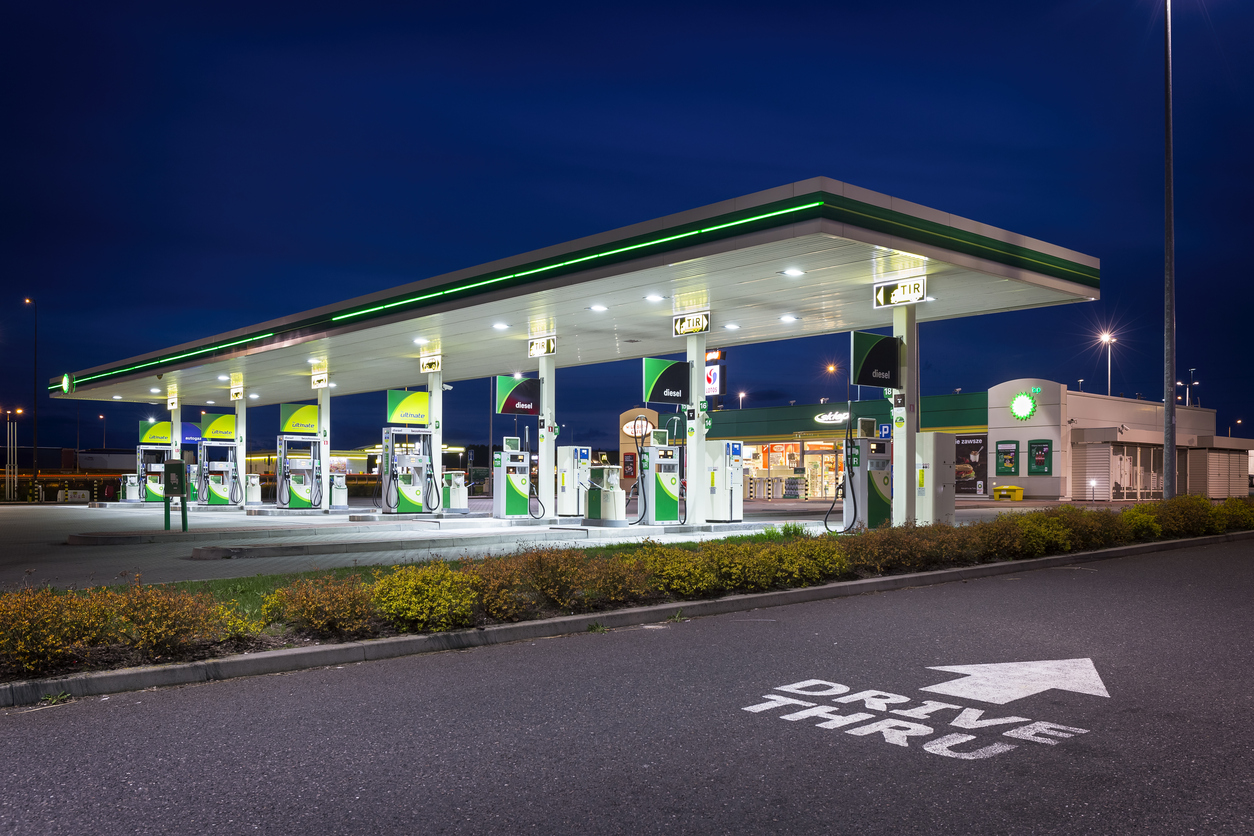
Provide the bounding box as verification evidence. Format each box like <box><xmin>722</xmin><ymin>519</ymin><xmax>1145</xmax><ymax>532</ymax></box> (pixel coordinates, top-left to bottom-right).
<box><xmin>643</xmin><ymin>358</ymin><xmax>689</xmax><ymax>405</ymax></box>
<box><xmin>59</xmin><ymin>190</ymin><xmax>1098</xmax><ymax>391</ymax></box>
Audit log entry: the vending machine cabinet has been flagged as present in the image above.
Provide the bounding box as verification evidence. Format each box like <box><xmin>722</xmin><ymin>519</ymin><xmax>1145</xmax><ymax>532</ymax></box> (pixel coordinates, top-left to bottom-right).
<box><xmin>915</xmin><ymin>432</ymin><xmax>956</xmax><ymax>526</ymax></box>
<box><xmin>330</xmin><ymin>473</ymin><xmax>349</xmax><ymax>509</ymax></box>
<box><xmin>244</xmin><ymin>473</ymin><xmax>262</xmax><ymax>505</ymax></box>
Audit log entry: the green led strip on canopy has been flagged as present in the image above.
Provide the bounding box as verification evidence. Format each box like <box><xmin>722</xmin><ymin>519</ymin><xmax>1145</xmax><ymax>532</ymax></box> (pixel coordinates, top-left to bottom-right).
<box><xmin>50</xmin><ymin>333</ymin><xmax>275</xmax><ymax>390</ymax></box>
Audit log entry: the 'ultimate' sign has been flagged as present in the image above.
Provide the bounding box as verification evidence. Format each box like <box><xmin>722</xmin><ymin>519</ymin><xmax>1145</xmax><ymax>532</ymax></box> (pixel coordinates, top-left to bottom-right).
<box><xmin>872</xmin><ymin>277</ymin><xmax>927</xmax><ymax>309</ymax></box>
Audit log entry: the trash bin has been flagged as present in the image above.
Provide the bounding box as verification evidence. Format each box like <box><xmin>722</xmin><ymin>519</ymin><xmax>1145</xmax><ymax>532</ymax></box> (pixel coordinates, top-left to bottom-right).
<box><xmin>993</xmin><ymin>485</ymin><xmax>1024</xmax><ymax>501</ymax></box>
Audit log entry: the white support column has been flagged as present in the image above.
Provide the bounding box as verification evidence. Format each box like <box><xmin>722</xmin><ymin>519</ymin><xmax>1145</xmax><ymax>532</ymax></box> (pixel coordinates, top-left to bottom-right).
<box><xmin>427</xmin><ymin>369</ymin><xmax>443</xmax><ymax>509</ymax></box>
<box><xmin>538</xmin><ymin>355</ymin><xmax>556</xmax><ymax>520</ymax></box>
<box><xmin>169</xmin><ymin>403</ymin><xmax>182</xmax><ymax>506</ymax></box>
<box><xmin>686</xmin><ymin>333</ymin><xmax>708</xmax><ymax>525</ymax></box>
<box><xmin>318</xmin><ymin>386</ymin><xmax>331</xmax><ymax>512</ymax></box>
<box><xmin>234</xmin><ymin>398</ymin><xmax>247</xmax><ymax>508</ymax></box>
<box><xmin>892</xmin><ymin>304</ymin><xmax>917</xmax><ymax>526</ymax></box>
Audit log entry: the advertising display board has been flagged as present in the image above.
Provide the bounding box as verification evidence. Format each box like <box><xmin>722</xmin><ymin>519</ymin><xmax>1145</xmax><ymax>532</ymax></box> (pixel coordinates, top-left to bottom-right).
<box><xmin>496</xmin><ymin>376</ymin><xmax>540</xmax><ymax>415</ymax></box>
<box><xmin>138</xmin><ymin>421</ymin><xmax>203</xmax><ymax>445</ymax></box>
<box><xmin>643</xmin><ymin>358</ymin><xmax>689</xmax><ymax>405</ymax></box>
<box><xmin>995</xmin><ymin>440</ymin><xmax>1020</xmax><ymax>476</ymax></box>
<box><xmin>851</xmin><ymin>331</ymin><xmax>900</xmax><ymax>389</ymax></box>
<box><xmin>704</xmin><ymin>364</ymin><xmax>726</xmax><ymax>396</ymax></box>
<box><xmin>279</xmin><ymin>404</ymin><xmax>319</xmax><ymax>434</ymax></box>
<box><xmin>200</xmin><ymin>414</ymin><xmax>236</xmax><ymax>441</ymax></box>
<box><xmin>954</xmin><ymin>433</ymin><xmax>988</xmax><ymax>495</ymax></box>
<box><xmin>386</xmin><ymin>390</ymin><xmax>431</xmax><ymax>424</ymax></box>
<box><xmin>1028</xmin><ymin>439</ymin><xmax>1053</xmax><ymax>475</ymax></box>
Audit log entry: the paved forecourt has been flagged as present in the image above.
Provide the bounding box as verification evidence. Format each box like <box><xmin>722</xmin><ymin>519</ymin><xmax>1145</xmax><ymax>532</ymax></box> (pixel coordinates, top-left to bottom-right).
<box><xmin>3</xmin><ymin>539</ymin><xmax>1248</xmax><ymax>834</ymax></box>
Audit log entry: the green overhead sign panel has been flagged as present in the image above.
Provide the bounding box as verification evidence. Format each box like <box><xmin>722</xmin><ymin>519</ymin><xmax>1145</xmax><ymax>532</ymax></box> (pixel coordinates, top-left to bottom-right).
<box><xmin>851</xmin><ymin>331</ymin><xmax>900</xmax><ymax>389</ymax></box>
<box><xmin>496</xmin><ymin>376</ymin><xmax>540</xmax><ymax>415</ymax></box>
<box><xmin>642</xmin><ymin>358</ymin><xmax>689</xmax><ymax>405</ymax></box>
<box><xmin>200</xmin><ymin>413</ymin><xmax>236</xmax><ymax>441</ymax></box>
<box><xmin>386</xmin><ymin>390</ymin><xmax>431</xmax><ymax>424</ymax></box>
<box><xmin>279</xmin><ymin>404</ymin><xmax>319</xmax><ymax>434</ymax></box>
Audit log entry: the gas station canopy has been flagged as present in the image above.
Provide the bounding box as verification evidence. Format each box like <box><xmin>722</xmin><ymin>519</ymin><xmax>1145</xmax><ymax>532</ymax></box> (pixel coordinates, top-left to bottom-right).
<box><xmin>52</xmin><ymin>177</ymin><xmax>1098</xmax><ymax>406</ymax></box>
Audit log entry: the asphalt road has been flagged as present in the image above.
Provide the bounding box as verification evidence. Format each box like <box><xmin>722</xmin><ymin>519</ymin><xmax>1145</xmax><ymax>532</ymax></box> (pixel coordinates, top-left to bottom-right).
<box><xmin>4</xmin><ymin>540</ymin><xmax>1251</xmax><ymax>834</ymax></box>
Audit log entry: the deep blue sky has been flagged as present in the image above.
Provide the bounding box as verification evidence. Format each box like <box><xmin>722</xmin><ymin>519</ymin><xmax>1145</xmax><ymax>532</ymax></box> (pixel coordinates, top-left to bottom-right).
<box><xmin>3</xmin><ymin>1</ymin><xmax>1252</xmax><ymax>452</ymax></box>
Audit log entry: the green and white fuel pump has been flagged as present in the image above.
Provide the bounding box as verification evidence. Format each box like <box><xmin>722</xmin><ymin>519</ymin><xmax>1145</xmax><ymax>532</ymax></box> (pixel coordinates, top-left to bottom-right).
<box><xmin>583</xmin><ymin>464</ymin><xmax>626</xmax><ymax>526</ymax></box>
<box><xmin>640</xmin><ymin>445</ymin><xmax>681</xmax><ymax>525</ymax></box>
<box><xmin>843</xmin><ymin>437</ymin><xmax>892</xmax><ymax>530</ymax></box>
<box><xmin>195</xmin><ymin>440</ymin><xmax>242</xmax><ymax>506</ymax></box>
<box><xmin>276</xmin><ymin>434</ymin><xmax>323</xmax><ymax>510</ymax></box>
<box><xmin>381</xmin><ymin>426</ymin><xmax>438</xmax><ymax>514</ymax></box>
<box><xmin>134</xmin><ymin>445</ymin><xmax>177</xmax><ymax>503</ymax></box>
<box><xmin>492</xmin><ymin>436</ymin><xmax>529</xmax><ymax>519</ymax></box>
<box><xmin>556</xmin><ymin>445</ymin><xmax>591</xmax><ymax>517</ymax></box>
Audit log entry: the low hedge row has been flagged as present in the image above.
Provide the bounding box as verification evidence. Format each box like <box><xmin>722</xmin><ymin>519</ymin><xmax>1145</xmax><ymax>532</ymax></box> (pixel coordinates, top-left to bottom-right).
<box><xmin>3</xmin><ymin>495</ymin><xmax>1251</xmax><ymax>677</ymax></box>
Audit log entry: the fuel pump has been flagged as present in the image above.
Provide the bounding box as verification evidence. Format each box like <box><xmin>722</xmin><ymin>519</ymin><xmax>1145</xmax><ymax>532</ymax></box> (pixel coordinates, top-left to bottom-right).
<box><xmin>195</xmin><ymin>440</ymin><xmax>243</xmax><ymax>506</ymax></box>
<box><xmin>136</xmin><ymin>444</ymin><xmax>177</xmax><ymax>502</ymax></box>
<box><xmin>843</xmin><ymin>437</ymin><xmax>892</xmax><ymax>530</ymax></box>
<box><xmin>492</xmin><ymin>436</ymin><xmax>530</xmax><ymax>519</ymax></box>
<box><xmin>556</xmin><ymin>446</ymin><xmax>591</xmax><ymax>517</ymax></box>
<box><xmin>276</xmin><ymin>434</ymin><xmax>323</xmax><ymax>510</ymax></box>
<box><xmin>640</xmin><ymin>444</ymin><xmax>681</xmax><ymax>525</ymax></box>
<box><xmin>582</xmin><ymin>465</ymin><xmax>627</xmax><ymax>526</ymax></box>
<box><xmin>381</xmin><ymin>426</ymin><xmax>438</xmax><ymax>514</ymax></box>
<box><xmin>704</xmin><ymin>440</ymin><xmax>744</xmax><ymax>522</ymax></box>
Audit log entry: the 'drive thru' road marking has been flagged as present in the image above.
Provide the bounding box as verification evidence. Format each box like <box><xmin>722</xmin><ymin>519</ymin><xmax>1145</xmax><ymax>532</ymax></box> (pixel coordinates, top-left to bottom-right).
<box><xmin>743</xmin><ymin>679</ymin><xmax>1091</xmax><ymax>761</ymax></box>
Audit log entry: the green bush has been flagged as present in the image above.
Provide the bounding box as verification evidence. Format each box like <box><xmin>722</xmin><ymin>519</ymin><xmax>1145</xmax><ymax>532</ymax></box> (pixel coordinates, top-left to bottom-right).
<box><xmin>1151</xmin><ymin>494</ymin><xmax>1222</xmax><ymax>538</ymax></box>
<box><xmin>774</xmin><ymin>537</ymin><xmax>850</xmax><ymax>586</ymax></box>
<box><xmin>0</xmin><ymin>587</ymin><xmax>116</xmax><ymax>674</ymax></box>
<box><xmin>707</xmin><ymin>540</ymin><xmax>782</xmax><ymax>592</ymax></box>
<box><xmin>261</xmin><ymin>574</ymin><xmax>376</xmax><ymax>638</ymax></box>
<box><xmin>1044</xmin><ymin>505</ymin><xmax>1130</xmax><ymax>551</ymax></box>
<box><xmin>1212</xmin><ymin>497</ymin><xmax>1254</xmax><ymax>532</ymax></box>
<box><xmin>1122</xmin><ymin>506</ymin><xmax>1163</xmax><ymax>541</ymax></box>
<box><xmin>1014</xmin><ymin>513</ymin><xmax>1073</xmax><ymax>558</ymax></box>
<box><xmin>640</xmin><ymin>543</ymin><xmax>724</xmax><ymax>597</ymax></box>
<box><xmin>373</xmin><ymin>563</ymin><xmax>477</xmax><ymax>633</ymax></box>
<box><xmin>462</xmin><ymin>555</ymin><xmax>539</xmax><ymax>622</ymax></box>
<box><xmin>970</xmin><ymin>515</ymin><xmax>1026</xmax><ymax>562</ymax></box>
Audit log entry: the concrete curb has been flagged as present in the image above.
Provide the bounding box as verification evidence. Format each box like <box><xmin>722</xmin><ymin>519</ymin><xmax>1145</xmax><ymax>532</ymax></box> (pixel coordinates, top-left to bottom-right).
<box><xmin>5</xmin><ymin>529</ymin><xmax>1252</xmax><ymax>708</ymax></box>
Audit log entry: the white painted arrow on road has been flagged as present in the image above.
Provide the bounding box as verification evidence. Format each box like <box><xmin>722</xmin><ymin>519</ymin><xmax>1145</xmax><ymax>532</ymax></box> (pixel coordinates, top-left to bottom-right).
<box><xmin>920</xmin><ymin>658</ymin><xmax>1110</xmax><ymax>705</ymax></box>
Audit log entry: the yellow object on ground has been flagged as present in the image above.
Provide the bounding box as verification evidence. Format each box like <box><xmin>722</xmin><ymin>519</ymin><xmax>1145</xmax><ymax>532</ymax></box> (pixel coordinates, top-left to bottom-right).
<box><xmin>993</xmin><ymin>485</ymin><xmax>1024</xmax><ymax>501</ymax></box>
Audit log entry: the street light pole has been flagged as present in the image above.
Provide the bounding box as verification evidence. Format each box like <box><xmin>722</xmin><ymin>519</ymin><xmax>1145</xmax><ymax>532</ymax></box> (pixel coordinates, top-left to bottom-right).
<box><xmin>24</xmin><ymin>298</ymin><xmax>37</xmax><ymax>500</ymax></box>
<box><xmin>738</xmin><ymin>391</ymin><xmax>745</xmax><ymax>410</ymax></box>
<box><xmin>100</xmin><ymin>415</ymin><xmax>106</xmax><ymax>447</ymax></box>
<box><xmin>1101</xmin><ymin>333</ymin><xmax>1116</xmax><ymax>396</ymax></box>
<box><xmin>1163</xmin><ymin>0</ymin><xmax>1178</xmax><ymax>499</ymax></box>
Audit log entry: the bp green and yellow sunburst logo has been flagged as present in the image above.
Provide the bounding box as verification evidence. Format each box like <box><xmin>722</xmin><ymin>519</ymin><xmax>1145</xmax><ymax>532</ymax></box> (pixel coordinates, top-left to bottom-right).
<box><xmin>1009</xmin><ymin>392</ymin><xmax>1037</xmax><ymax>421</ymax></box>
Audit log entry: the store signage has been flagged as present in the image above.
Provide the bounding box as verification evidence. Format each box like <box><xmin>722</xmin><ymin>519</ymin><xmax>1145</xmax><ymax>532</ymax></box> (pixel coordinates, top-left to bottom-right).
<box><xmin>279</xmin><ymin>404</ymin><xmax>319</xmax><ymax>434</ymax></box>
<box><xmin>419</xmin><ymin>355</ymin><xmax>442</xmax><ymax>373</ymax></box>
<box><xmin>1009</xmin><ymin>392</ymin><xmax>1037</xmax><ymax>421</ymax></box>
<box><xmin>814</xmin><ymin>411</ymin><xmax>850</xmax><ymax>425</ymax></box>
<box><xmin>496</xmin><ymin>375</ymin><xmax>539</xmax><ymax>415</ymax></box>
<box><xmin>673</xmin><ymin>311</ymin><xmax>710</xmax><ymax>337</ymax></box>
<box><xmin>167</xmin><ymin>394</ymin><xmax>179</xmax><ymax>411</ymax></box>
<box><xmin>642</xmin><ymin>358</ymin><xmax>689</xmax><ymax>405</ymax></box>
<box><xmin>622</xmin><ymin>418</ymin><xmax>655</xmax><ymax>438</ymax></box>
<box><xmin>851</xmin><ymin>331</ymin><xmax>900</xmax><ymax>389</ymax></box>
<box><xmin>528</xmin><ymin>336</ymin><xmax>557</xmax><ymax>358</ymax></box>
<box><xmin>705</xmin><ymin>365</ymin><xmax>726</xmax><ymax>396</ymax></box>
<box><xmin>201</xmin><ymin>414</ymin><xmax>236</xmax><ymax>441</ymax></box>
<box><xmin>872</xmin><ymin>277</ymin><xmax>927</xmax><ymax>309</ymax></box>
<box><xmin>229</xmin><ymin>372</ymin><xmax>244</xmax><ymax>402</ymax></box>
<box><xmin>705</xmin><ymin>349</ymin><xmax>725</xmax><ymax>362</ymax></box>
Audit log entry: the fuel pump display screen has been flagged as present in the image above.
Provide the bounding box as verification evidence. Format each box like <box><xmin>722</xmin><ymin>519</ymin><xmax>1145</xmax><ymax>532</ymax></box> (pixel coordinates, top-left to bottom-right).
<box><xmin>869</xmin><ymin>442</ymin><xmax>889</xmax><ymax>455</ymax></box>
<box><xmin>656</xmin><ymin>448</ymin><xmax>675</xmax><ymax>460</ymax></box>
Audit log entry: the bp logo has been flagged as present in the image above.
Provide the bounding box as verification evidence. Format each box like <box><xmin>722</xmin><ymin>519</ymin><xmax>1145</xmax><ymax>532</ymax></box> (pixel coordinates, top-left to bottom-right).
<box><xmin>1009</xmin><ymin>392</ymin><xmax>1037</xmax><ymax>421</ymax></box>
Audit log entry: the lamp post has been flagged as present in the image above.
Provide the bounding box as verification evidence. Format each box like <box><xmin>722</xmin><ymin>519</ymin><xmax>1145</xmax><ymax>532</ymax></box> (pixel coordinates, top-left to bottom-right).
<box><xmin>1186</xmin><ymin>368</ymin><xmax>1198</xmax><ymax>407</ymax></box>
<box><xmin>738</xmin><ymin>391</ymin><xmax>746</xmax><ymax>410</ymax></box>
<box><xmin>24</xmin><ymin>297</ymin><xmax>38</xmax><ymax>500</ymax></box>
<box><xmin>1163</xmin><ymin>0</ymin><xmax>1178</xmax><ymax>499</ymax></box>
<box><xmin>1100</xmin><ymin>333</ymin><xmax>1117</xmax><ymax>396</ymax></box>
<box><xmin>1231</xmin><ymin>419</ymin><xmax>1242</xmax><ymax>438</ymax></box>
<box><xmin>100</xmin><ymin>415</ymin><xmax>106</xmax><ymax>447</ymax></box>
<box><xmin>1077</xmin><ymin>378</ymin><xmax>1084</xmax><ymax>393</ymax></box>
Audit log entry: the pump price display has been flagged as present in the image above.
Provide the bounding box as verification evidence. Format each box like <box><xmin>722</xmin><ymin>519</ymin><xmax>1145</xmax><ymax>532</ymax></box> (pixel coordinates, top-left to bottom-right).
<box><xmin>673</xmin><ymin>311</ymin><xmax>710</xmax><ymax>337</ymax></box>
<box><xmin>872</xmin><ymin>277</ymin><xmax>927</xmax><ymax>309</ymax></box>
<box><xmin>528</xmin><ymin>336</ymin><xmax>557</xmax><ymax>358</ymax></box>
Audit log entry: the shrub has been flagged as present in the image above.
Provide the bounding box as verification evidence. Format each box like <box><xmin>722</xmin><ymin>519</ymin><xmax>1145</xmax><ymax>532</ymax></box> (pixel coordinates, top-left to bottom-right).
<box><xmin>0</xmin><ymin>587</ymin><xmax>115</xmax><ymax>674</ymax></box>
<box><xmin>779</xmin><ymin>521</ymin><xmax>810</xmax><ymax>539</ymax></box>
<box><xmin>117</xmin><ymin>579</ymin><xmax>244</xmax><ymax>658</ymax></box>
<box><xmin>640</xmin><ymin>543</ymin><xmax>723</xmax><ymax>597</ymax></box>
<box><xmin>1151</xmin><ymin>494</ymin><xmax>1221</xmax><ymax>539</ymax></box>
<box><xmin>970</xmin><ymin>516</ymin><xmax>1025</xmax><ymax>562</ymax></box>
<box><xmin>842</xmin><ymin>524</ymin><xmax>932</xmax><ymax>574</ymax></box>
<box><xmin>373</xmin><ymin>563</ymin><xmax>477</xmax><ymax>633</ymax></box>
<box><xmin>1045</xmin><ymin>505</ymin><xmax>1130</xmax><ymax>551</ymax></box>
<box><xmin>1122</xmin><ymin>506</ymin><xmax>1163</xmax><ymax>541</ymax></box>
<box><xmin>707</xmin><ymin>540</ymin><xmax>782</xmax><ymax>592</ymax></box>
<box><xmin>522</xmin><ymin>549</ymin><xmax>588</xmax><ymax>611</ymax></box>
<box><xmin>261</xmin><ymin>574</ymin><xmax>376</xmax><ymax>638</ymax></box>
<box><xmin>774</xmin><ymin>537</ymin><xmax>850</xmax><ymax>586</ymax></box>
<box><xmin>462</xmin><ymin>555</ymin><xmax>539</xmax><ymax>621</ymax></box>
<box><xmin>580</xmin><ymin>555</ymin><xmax>654</xmax><ymax>607</ymax></box>
<box><xmin>1014</xmin><ymin>513</ymin><xmax>1073</xmax><ymax>558</ymax></box>
<box><xmin>1212</xmin><ymin>497</ymin><xmax>1254</xmax><ymax>532</ymax></box>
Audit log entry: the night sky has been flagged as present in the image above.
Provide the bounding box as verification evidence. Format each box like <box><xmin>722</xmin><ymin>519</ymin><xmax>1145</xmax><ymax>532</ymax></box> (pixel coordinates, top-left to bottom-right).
<box><xmin>3</xmin><ymin>1</ymin><xmax>1252</xmax><ymax>454</ymax></box>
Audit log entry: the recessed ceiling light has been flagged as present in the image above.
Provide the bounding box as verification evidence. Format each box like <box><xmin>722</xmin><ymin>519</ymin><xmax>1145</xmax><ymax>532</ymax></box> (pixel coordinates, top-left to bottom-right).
<box><xmin>112</xmin><ymin>395</ymin><xmax>122</xmax><ymax>400</ymax></box>
<box><xmin>513</xmin><ymin>372</ymin><xmax>523</xmax><ymax>379</ymax></box>
<box><xmin>248</xmin><ymin>393</ymin><xmax>259</xmax><ymax>399</ymax></box>
<box><xmin>780</xmin><ymin>315</ymin><xmax>798</xmax><ymax>323</ymax></box>
<box><xmin>493</xmin><ymin>323</ymin><xmax>508</xmax><ymax>330</ymax></box>
<box><xmin>413</xmin><ymin>338</ymin><xmax>429</xmax><ymax>345</ymax></box>
<box><xmin>308</xmin><ymin>358</ymin><xmax>319</xmax><ymax>364</ymax></box>
<box><xmin>329</xmin><ymin>383</ymin><xmax>337</xmax><ymax>388</ymax></box>
<box><xmin>724</xmin><ymin>323</ymin><xmax>740</xmax><ymax>330</ymax></box>
<box><xmin>589</xmin><ymin>305</ymin><xmax>608</xmax><ymax>312</ymax></box>
<box><xmin>645</xmin><ymin>295</ymin><xmax>665</xmax><ymax>302</ymax></box>
<box><xmin>206</xmin><ymin>400</ymin><xmax>215</xmax><ymax>405</ymax></box>
<box><xmin>217</xmin><ymin>375</ymin><xmax>229</xmax><ymax>381</ymax></box>
<box><xmin>149</xmin><ymin>388</ymin><xmax>160</xmax><ymax>393</ymax></box>
<box><xmin>782</xmin><ymin>269</ymin><xmax>805</xmax><ymax>277</ymax></box>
